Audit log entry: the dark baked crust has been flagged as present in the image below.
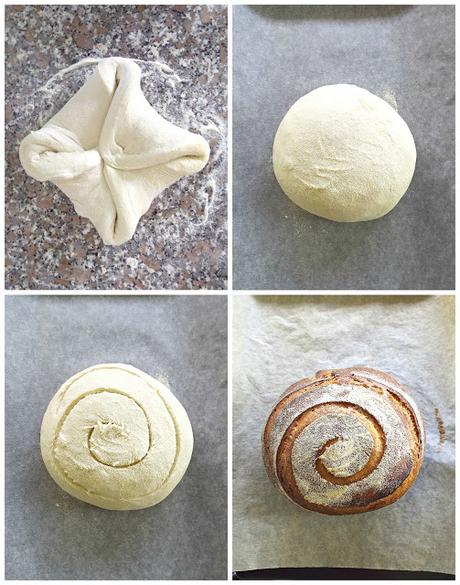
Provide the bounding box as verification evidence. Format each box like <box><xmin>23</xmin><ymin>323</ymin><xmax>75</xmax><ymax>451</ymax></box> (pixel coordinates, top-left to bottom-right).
<box><xmin>262</xmin><ymin>366</ymin><xmax>425</xmax><ymax>515</ymax></box>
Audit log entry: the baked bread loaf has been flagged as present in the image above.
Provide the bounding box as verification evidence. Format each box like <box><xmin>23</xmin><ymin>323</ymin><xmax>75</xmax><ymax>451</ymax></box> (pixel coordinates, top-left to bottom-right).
<box><xmin>41</xmin><ymin>363</ymin><xmax>193</xmax><ymax>510</ymax></box>
<box><xmin>262</xmin><ymin>367</ymin><xmax>425</xmax><ymax>514</ymax></box>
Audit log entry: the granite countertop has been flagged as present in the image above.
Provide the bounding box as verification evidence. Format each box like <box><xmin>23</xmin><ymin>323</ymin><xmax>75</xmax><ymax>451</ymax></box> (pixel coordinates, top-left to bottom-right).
<box><xmin>5</xmin><ymin>5</ymin><xmax>227</xmax><ymax>290</ymax></box>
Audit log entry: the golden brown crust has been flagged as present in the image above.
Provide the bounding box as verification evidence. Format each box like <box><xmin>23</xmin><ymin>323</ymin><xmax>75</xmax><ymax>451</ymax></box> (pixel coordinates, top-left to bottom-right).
<box><xmin>262</xmin><ymin>366</ymin><xmax>425</xmax><ymax>515</ymax></box>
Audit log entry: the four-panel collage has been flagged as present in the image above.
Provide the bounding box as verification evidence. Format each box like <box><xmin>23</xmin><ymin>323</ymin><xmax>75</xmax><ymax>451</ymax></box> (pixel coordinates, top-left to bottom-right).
<box><xmin>3</xmin><ymin>2</ymin><xmax>456</xmax><ymax>582</ymax></box>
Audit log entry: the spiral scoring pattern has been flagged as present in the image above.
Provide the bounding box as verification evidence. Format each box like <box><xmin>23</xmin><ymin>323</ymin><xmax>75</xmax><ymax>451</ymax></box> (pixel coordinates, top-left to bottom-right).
<box><xmin>263</xmin><ymin>367</ymin><xmax>424</xmax><ymax>515</ymax></box>
<box><xmin>85</xmin><ymin>392</ymin><xmax>150</xmax><ymax>467</ymax></box>
<box><xmin>41</xmin><ymin>364</ymin><xmax>193</xmax><ymax>510</ymax></box>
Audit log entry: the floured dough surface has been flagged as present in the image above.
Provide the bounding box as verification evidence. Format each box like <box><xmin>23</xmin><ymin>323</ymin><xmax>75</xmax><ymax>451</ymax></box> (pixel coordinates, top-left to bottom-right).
<box><xmin>19</xmin><ymin>57</ymin><xmax>210</xmax><ymax>245</ymax></box>
<box><xmin>40</xmin><ymin>363</ymin><xmax>193</xmax><ymax>510</ymax></box>
<box><xmin>273</xmin><ymin>84</ymin><xmax>417</xmax><ymax>222</ymax></box>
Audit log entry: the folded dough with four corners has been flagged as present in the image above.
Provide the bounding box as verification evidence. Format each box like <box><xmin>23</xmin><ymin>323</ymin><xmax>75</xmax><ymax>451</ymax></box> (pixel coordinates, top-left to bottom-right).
<box><xmin>19</xmin><ymin>57</ymin><xmax>210</xmax><ymax>245</ymax></box>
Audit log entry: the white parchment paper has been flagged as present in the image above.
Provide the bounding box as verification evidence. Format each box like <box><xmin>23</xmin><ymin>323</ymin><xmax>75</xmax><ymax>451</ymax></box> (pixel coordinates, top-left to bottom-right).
<box><xmin>233</xmin><ymin>296</ymin><xmax>454</xmax><ymax>574</ymax></box>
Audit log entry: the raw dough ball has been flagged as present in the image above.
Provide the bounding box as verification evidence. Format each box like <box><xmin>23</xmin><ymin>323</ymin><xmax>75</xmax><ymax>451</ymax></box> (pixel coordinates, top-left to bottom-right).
<box><xmin>273</xmin><ymin>84</ymin><xmax>417</xmax><ymax>222</ymax></box>
<box><xmin>40</xmin><ymin>364</ymin><xmax>193</xmax><ymax>510</ymax></box>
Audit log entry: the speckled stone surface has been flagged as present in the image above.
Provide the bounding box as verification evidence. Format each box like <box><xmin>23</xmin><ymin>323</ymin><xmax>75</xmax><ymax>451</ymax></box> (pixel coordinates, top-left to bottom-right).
<box><xmin>6</xmin><ymin>5</ymin><xmax>227</xmax><ymax>290</ymax></box>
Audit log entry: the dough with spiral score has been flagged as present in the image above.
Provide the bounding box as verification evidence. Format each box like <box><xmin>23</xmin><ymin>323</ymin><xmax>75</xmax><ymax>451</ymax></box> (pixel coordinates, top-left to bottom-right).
<box><xmin>40</xmin><ymin>363</ymin><xmax>193</xmax><ymax>510</ymax></box>
<box><xmin>19</xmin><ymin>57</ymin><xmax>210</xmax><ymax>245</ymax></box>
<box><xmin>273</xmin><ymin>84</ymin><xmax>417</xmax><ymax>222</ymax></box>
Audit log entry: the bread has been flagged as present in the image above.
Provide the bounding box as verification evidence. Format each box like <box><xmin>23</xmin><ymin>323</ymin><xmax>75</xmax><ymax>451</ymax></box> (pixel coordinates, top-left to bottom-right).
<box><xmin>262</xmin><ymin>366</ymin><xmax>425</xmax><ymax>515</ymax></box>
<box><xmin>40</xmin><ymin>363</ymin><xmax>193</xmax><ymax>510</ymax></box>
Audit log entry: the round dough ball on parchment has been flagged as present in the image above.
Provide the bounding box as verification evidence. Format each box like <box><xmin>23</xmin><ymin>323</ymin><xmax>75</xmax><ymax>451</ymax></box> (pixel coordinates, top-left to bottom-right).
<box><xmin>273</xmin><ymin>84</ymin><xmax>417</xmax><ymax>222</ymax></box>
<box><xmin>40</xmin><ymin>363</ymin><xmax>193</xmax><ymax>510</ymax></box>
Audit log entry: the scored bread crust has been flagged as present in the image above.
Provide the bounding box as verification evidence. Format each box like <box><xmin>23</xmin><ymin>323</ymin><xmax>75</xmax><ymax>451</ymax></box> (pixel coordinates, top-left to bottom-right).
<box><xmin>262</xmin><ymin>366</ymin><xmax>425</xmax><ymax>515</ymax></box>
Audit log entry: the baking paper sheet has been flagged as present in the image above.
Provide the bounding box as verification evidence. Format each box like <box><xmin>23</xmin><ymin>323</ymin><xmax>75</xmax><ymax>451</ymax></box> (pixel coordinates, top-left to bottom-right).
<box><xmin>233</xmin><ymin>295</ymin><xmax>454</xmax><ymax>574</ymax></box>
<box><xmin>5</xmin><ymin>295</ymin><xmax>227</xmax><ymax>580</ymax></box>
<box><xmin>233</xmin><ymin>5</ymin><xmax>455</xmax><ymax>290</ymax></box>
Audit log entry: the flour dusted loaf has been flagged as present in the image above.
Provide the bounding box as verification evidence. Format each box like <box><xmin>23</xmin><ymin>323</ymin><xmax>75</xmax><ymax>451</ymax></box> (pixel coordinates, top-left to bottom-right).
<box><xmin>19</xmin><ymin>57</ymin><xmax>210</xmax><ymax>245</ymax></box>
<box><xmin>40</xmin><ymin>364</ymin><xmax>193</xmax><ymax>510</ymax></box>
<box><xmin>263</xmin><ymin>367</ymin><xmax>425</xmax><ymax>514</ymax></box>
<box><xmin>273</xmin><ymin>84</ymin><xmax>416</xmax><ymax>222</ymax></box>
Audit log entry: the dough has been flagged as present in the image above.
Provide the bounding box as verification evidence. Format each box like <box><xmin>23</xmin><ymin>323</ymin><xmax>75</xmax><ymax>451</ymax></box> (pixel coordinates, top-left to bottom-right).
<box><xmin>19</xmin><ymin>57</ymin><xmax>210</xmax><ymax>245</ymax></box>
<box><xmin>40</xmin><ymin>363</ymin><xmax>193</xmax><ymax>510</ymax></box>
<box><xmin>273</xmin><ymin>84</ymin><xmax>417</xmax><ymax>222</ymax></box>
